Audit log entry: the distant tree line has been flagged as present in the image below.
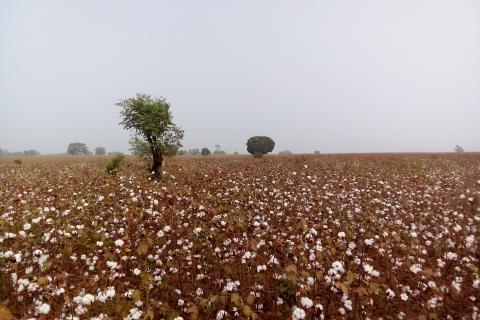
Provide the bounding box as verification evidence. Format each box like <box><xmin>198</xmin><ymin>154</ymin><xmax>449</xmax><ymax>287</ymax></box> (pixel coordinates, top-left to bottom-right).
<box><xmin>176</xmin><ymin>145</ymin><xmax>228</xmax><ymax>156</ymax></box>
<box><xmin>66</xmin><ymin>143</ymin><xmax>109</xmax><ymax>156</ymax></box>
<box><xmin>0</xmin><ymin>148</ymin><xmax>40</xmax><ymax>156</ymax></box>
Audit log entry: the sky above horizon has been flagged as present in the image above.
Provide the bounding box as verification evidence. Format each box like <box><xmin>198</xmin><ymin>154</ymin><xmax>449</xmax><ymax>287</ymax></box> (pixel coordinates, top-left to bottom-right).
<box><xmin>1</xmin><ymin>0</ymin><xmax>479</xmax><ymax>154</ymax></box>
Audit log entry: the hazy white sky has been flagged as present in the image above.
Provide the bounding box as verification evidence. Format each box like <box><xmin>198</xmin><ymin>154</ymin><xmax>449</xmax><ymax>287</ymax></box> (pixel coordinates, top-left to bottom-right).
<box><xmin>1</xmin><ymin>0</ymin><xmax>479</xmax><ymax>154</ymax></box>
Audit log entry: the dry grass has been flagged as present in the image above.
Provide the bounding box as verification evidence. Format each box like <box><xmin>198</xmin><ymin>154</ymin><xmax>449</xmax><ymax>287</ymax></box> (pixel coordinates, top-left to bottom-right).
<box><xmin>0</xmin><ymin>154</ymin><xmax>479</xmax><ymax>319</ymax></box>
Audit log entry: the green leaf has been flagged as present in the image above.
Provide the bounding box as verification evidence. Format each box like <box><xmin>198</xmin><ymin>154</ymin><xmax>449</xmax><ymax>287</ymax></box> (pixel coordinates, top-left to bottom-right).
<box><xmin>243</xmin><ymin>305</ymin><xmax>252</xmax><ymax>317</ymax></box>
<box><xmin>231</xmin><ymin>293</ymin><xmax>243</xmax><ymax>307</ymax></box>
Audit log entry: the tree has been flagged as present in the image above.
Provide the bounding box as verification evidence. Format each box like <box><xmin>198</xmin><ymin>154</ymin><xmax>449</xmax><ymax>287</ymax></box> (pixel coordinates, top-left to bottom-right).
<box><xmin>177</xmin><ymin>149</ymin><xmax>188</xmax><ymax>156</ymax></box>
<box><xmin>23</xmin><ymin>150</ymin><xmax>40</xmax><ymax>156</ymax></box>
<box><xmin>95</xmin><ymin>147</ymin><xmax>106</xmax><ymax>155</ymax></box>
<box><xmin>246</xmin><ymin>136</ymin><xmax>275</xmax><ymax>158</ymax></box>
<box><xmin>454</xmin><ymin>145</ymin><xmax>465</xmax><ymax>153</ymax></box>
<box><xmin>213</xmin><ymin>144</ymin><xmax>226</xmax><ymax>155</ymax></box>
<box><xmin>188</xmin><ymin>149</ymin><xmax>200</xmax><ymax>156</ymax></box>
<box><xmin>117</xmin><ymin>94</ymin><xmax>184</xmax><ymax>178</ymax></box>
<box><xmin>201</xmin><ymin>148</ymin><xmax>211</xmax><ymax>156</ymax></box>
<box><xmin>67</xmin><ymin>142</ymin><xmax>89</xmax><ymax>155</ymax></box>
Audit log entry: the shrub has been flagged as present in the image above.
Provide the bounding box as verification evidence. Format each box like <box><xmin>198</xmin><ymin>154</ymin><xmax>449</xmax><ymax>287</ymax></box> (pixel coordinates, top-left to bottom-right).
<box><xmin>13</xmin><ymin>159</ymin><xmax>22</xmax><ymax>165</ymax></box>
<box><xmin>454</xmin><ymin>145</ymin><xmax>465</xmax><ymax>153</ymax></box>
<box><xmin>105</xmin><ymin>154</ymin><xmax>125</xmax><ymax>174</ymax></box>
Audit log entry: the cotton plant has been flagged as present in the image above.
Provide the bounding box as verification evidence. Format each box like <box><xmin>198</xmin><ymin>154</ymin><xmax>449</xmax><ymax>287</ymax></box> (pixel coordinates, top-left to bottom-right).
<box><xmin>0</xmin><ymin>156</ymin><xmax>479</xmax><ymax>319</ymax></box>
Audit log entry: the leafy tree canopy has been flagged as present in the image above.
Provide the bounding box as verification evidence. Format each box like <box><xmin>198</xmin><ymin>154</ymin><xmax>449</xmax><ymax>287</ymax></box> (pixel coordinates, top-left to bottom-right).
<box><xmin>246</xmin><ymin>136</ymin><xmax>275</xmax><ymax>157</ymax></box>
<box><xmin>117</xmin><ymin>94</ymin><xmax>184</xmax><ymax>177</ymax></box>
<box><xmin>95</xmin><ymin>147</ymin><xmax>106</xmax><ymax>155</ymax></box>
<box><xmin>67</xmin><ymin>142</ymin><xmax>89</xmax><ymax>155</ymax></box>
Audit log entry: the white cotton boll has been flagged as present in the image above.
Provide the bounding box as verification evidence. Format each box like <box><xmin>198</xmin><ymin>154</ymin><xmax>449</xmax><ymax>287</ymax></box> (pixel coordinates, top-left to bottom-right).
<box><xmin>338</xmin><ymin>232</ymin><xmax>345</xmax><ymax>238</ymax></box>
<box><xmin>451</xmin><ymin>280</ymin><xmax>461</xmax><ymax>292</ymax></box>
<box><xmin>410</xmin><ymin>264</ymin><xmax>422</xmax><ymax>274</ymax></box>
<box><xmin>81</xmin><ymin>294</ymin><xmax>95</xmax><ymax>305</ymax></box>
<box><xmin>363</xmin><ymin>263</ymin><xmax>380</xmax><ymax>277</ymax></box>
<box><xmin>106</xmin><ymin>287</ymin><xmax>115</xmax><ymax>297</ymax></box>
<box><xmin>364</xmin><ymin>239</ymin><xmax>374</xmax><ymax>246</ymax></box>
<box><xmin>428</xmin><ymin>297</ymin><xmax>439</xmax><ymax>308</ymax></box>
<box><xmin>400</xmin><ymin>293</ymin><xmax>409</xmax><ymax>301</ymax></box>
<box><xmin>13</xmin><ymin>253</ymin><xmax>22</xmax><ymax>263</ymax></box>
<box><xmin>216</xmin><ymin>310</ymin><xmax>228</xmax><ymax>320</ymax></box>
<box><xmin>2</xmin><ymin>251</ymin><xmax>14</xmax><ymax>258</ymax></box>
<box><xmin>268</xmin><ymin>255</ymin><xmax>279</xmax><ymax>265</ymax></box>
<box><xmin>23</xmin><ymin>223</ymin><xmax>31</xmax><ymax>230</ymax></box>
<box><xmin>292</xmin><ymin>307</ymin><xmax>306</xmax><ymax>320</ymax></box>
<box><xmin>133</xmin><ymin>268</ymin><xmax>141</xmax><ymax>275</ymax></box>
<box><xmin>472</xmin><ymin>279</ymin><xmax>480</xmax><ymax>288</ymax></box>
<box><xmin>256</xmin><ymin>265</ymin><xmax>267</xmax><ymax>273</ymax></box>
<box><xmin>465</xmin><ymin>235</ymin><xmax>475</xmax><ymax>248</ymax></box>
<box><xmin>36</xmin><ymin>303</ymin><xmax>50</xmax><ymax>314</ymax></box>
<box><xmin>115</xmin><ymin>239</ymin><xmax>124</xmax><ymax>247</ymax></box>
<box><xmin>344</xmin><ymin>299</ymin><xmax>352</xmax><ymax>310</ymax></box>
<box><xmin>126</xmin><ymin>308</ymin><xmax>143</xmax><ymax>320</ymax></box>
<box><xmin>386</xmin><ymin>289</ymin><xmax>395</xmax><ymax>299</ymax></box>
<box><xmin>300</xmin><ymin>297</ymin><xmax>313</xmax><ymax>309</ymax></box>
<box><xmin>446</xmin><ymin>252</ymin><xmax>457</xmax><ymax>260</ymax></box>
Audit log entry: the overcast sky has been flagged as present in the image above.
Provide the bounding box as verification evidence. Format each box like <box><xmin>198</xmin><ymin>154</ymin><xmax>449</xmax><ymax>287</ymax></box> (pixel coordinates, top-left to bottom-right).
<box><xmin>1</xmin><ymin>0</ymin><xmax>479</xmax><ymax>154</ymax></box>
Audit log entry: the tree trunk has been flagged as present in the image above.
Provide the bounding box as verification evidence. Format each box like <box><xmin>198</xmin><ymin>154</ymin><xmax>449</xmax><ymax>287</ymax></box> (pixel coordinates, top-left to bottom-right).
<box><xmin>151</xmin><ymin>151</ymin><xmax>163</xmax><ymax>178</ymax></box>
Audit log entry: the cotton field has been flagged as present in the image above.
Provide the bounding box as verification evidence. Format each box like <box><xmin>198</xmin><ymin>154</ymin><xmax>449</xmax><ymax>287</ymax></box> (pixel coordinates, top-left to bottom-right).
<box><xmin>0</xmin><ymin>154</ymin><xmax>479</xmax><ymax>319</ymax></box>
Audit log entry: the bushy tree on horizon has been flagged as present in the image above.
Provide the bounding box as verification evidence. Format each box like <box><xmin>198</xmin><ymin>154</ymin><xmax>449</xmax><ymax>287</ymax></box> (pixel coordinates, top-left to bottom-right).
<box><xmin>454</xmin><ymin>145</ymin><xmax>465</xmax><ymax>153</ymax></box>
<box><xmin>188</xmin><ymin>149</ymin><xmax>200</xmax><ymax>156</ymax></box>
<box><xmin>117</xmin><ymin>94</ymin><xmax>184</xmax><ymax>178</ymax></box>
<box><xmin>95</xmin><ymin>146</ymin><xmax>106</xmax><ymax>155</ymax></box>
<box><xmin>67</xmin><ymin>142</ymin><xmax>89</xmax><ymax>155</ymax></box>
<box><xmin>246</xmin><ymin>136</ymin><xmax>275</xmax><ymax>158</ymax></box>
<box><xmin>201</xmin><ymin>148</ymin><xmax>211</xmax><ymax>156</ymax></box>
<box><xmin>177</xmin><ymin>149</ymin><xmax>188</xmax><ymax>156</ymax></box>
<box><xmin>23</xmin><ymin>150</ymin><xmax>40</xmax><ymax>156</ymax></box>
<box><xmin>213</xmin><ymin>144</ymin><xmax>226</xmax><ymax>155</ymax></box>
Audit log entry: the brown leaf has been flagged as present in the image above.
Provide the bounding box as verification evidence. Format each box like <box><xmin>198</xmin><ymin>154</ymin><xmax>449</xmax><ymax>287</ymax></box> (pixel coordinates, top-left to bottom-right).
<box><xmin>285</xmin><ymin>264</ymin><xmax>297</xmax><ymax>274</ymax></box>
<box><xmin>0</xmin><ymin>308</ymin><xmax>14</xmax><ymax>320</ymax></box>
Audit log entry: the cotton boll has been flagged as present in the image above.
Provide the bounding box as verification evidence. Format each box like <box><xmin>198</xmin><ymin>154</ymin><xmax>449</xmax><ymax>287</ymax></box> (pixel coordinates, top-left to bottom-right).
<box><xmin>36</xmin><ymin>303</ymin><xmax>50</xmax><ymax>314</ymax></box>
<box><xmin>292</xmin><ymin>307</ymin><xmax>306</xmax><ymax>320</ymax></box>
<box><xmin>300</xmin><ymin>297</ymin><xmax>313</xmax><ymax>309</ymax></box>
